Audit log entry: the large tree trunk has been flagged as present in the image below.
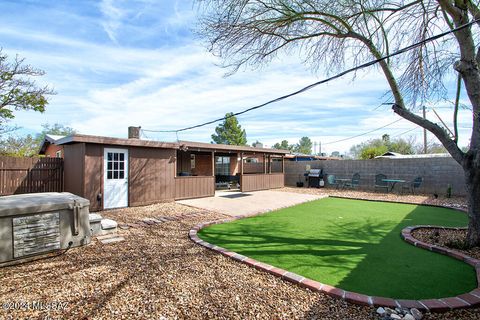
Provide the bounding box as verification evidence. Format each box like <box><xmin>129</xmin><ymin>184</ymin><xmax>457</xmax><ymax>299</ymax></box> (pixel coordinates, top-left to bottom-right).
<box><xmin>465</xmin><ymin>154</ymin><xmax>480</xmax><ymax>246</ymax></box>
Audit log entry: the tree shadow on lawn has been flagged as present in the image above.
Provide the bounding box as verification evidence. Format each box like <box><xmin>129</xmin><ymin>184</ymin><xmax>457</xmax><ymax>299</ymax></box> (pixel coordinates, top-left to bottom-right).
<box><xmin>334</xmin><ymin>205</ymin><xmax>476</xmax><ymax>300</ymax></box>
<box><xmin>199</xmin><ymin>200</ymin><xmax>477</xmax><ymax>300</ymax></box>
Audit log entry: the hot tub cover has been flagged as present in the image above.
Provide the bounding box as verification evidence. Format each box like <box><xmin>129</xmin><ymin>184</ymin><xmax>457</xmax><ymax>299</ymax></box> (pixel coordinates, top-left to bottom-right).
<box><xmin>0</xmin><ymin>192</ymin><xmax>90</xmax><ymax>217</ymax></box>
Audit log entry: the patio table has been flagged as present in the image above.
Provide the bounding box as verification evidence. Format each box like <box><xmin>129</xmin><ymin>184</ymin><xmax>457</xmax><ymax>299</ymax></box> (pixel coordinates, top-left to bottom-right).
<box><xmin>335</xmin><ymin>178</ymin><xmax>352</xmax><ymax>189</ymax></box>
<box><xmin>382</xmin><ymin>179</ymin><xmax>406</xmax><ymax>192</ymax></box>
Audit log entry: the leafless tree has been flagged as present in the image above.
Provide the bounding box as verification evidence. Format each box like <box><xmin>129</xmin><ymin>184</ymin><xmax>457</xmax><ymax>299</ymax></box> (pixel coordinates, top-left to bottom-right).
<box><xmin>196</xmin><ymin>0</ymin><xmax>480</xmax><ymax>246</ymax></box>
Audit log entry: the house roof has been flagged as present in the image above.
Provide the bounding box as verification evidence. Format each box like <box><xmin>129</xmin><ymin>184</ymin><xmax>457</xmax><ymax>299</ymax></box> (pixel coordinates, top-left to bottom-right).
<box><xmin>40</xmin><ymin>134</ymin><xmax>289</xmax><ymax>155</ymax></box>
<box><xmin>379</xmin><ymin>151</ymin><xmax>403</xmax><ymax>157</ymax></box>
<box><xmin>38</xmin><ymin>134</ymin><xmax>67</xmax><ymax>154</ymax></box>
<box><xmin>54</xmin><ymin>134</ymin><xmax>179</xmax><ymax>149</ymax></box>
<box><xmin>178</xmin><ymin>140</ymin><xmax>289</xmax><ymax>154</ymax></box>
<box><xmin>284</xmin><ymin>154</ymin><xmax>341</xmax><ymax>160</ymax></box>
<box><xmin>375</xmin><ymin>152</ymin><xmax>451</xmax><ymax>159</ymax></box>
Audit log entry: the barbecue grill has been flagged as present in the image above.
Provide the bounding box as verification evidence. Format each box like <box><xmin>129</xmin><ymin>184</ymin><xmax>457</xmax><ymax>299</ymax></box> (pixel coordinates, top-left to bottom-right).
<box><xmin>307</xmin><ymin>169</ymin><xmax>324</xmax><ymax>188</ymax></box>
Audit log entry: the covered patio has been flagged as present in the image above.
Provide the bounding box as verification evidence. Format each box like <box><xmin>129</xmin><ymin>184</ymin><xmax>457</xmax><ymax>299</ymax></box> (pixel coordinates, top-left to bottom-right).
<box><xmin>174</xmin><ymin>141</ymin><xmax>289</xmax><ymax>199</ymax></box>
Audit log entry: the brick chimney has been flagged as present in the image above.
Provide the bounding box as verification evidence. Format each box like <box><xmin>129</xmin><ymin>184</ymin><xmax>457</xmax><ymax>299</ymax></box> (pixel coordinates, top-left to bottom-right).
<box><xmin>128</xmin><ymin>126</ymin><xmax>141</xmax><ymax>139</ymax></box>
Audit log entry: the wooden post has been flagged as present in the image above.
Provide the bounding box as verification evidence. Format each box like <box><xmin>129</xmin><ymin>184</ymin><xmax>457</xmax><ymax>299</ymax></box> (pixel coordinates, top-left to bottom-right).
<box><xmin>268</xmin><ymin>155</ymin><xmax>272</xmax><ymax>174</ymax></box>
<box><xmin>174</xmin><ymin>150</ymin><xmax>178</xmax><ymax>177</ymax></box>
<box><xmin>240</xmin><ymin>152</ymin><xmax>244</xmax><ymax>174</ymax></box>
<box><xmin>240</xmin><ymin>152</ymin><xmax>244</xmax><ymax>192</ymax></box>
<box><xmin>282</xmin><ymin>155</ymin><xmax>285</xmax><ymax>174</ymax></box>
<box><xmin>263</xmin><ymin>153</ymin><xmax>267</xmax><ymax>174</ymax></box>
<box><xmin>211</xmin><ymin>151</ymin><xmax>215</xmax><ymax>176</ymax></box>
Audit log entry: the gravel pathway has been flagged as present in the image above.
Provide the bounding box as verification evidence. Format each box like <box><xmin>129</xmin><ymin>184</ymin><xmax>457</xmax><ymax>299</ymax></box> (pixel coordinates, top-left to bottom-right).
<box><xmin>0</xmin><ymin>191</ymin><xmax>478</xmax><ymax>319</ymax></box>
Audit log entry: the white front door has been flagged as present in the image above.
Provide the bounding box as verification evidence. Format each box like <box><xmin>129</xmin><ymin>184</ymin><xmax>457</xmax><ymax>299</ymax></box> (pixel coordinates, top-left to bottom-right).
<box><xmin>104</xmin><ymin>148</ymin><xmax>128</xmax><ymax>209</ymax></box>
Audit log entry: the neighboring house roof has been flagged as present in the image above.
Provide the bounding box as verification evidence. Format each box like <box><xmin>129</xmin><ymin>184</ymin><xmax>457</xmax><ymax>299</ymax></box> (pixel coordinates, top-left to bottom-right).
<box><xmin>284</xmin><ymin>154</ymin><xmax>341</xmax><ymax>161</ymax></box>
<box><xmin>39</xmin><ymin>134</ymin><xmax>290</xmax><ymax>155</ymax></box>
<box><xmin>379</xmin><ymin>151</ymin><xmax>403</xmax><ymax>157</ymax></box>
<box><xmin>38</xmin><ymin>134</ymin><xmax>67</xmax><ymax>154</ymax></box>
<box><xmin>375</xmin><ymin>152</ymin><xmax>451</xmax><ymax>159</ymax></box>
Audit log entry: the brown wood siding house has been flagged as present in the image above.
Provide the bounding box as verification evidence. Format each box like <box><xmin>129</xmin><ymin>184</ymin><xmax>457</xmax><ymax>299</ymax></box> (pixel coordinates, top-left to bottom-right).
<box><xmin>40</xmin><ymin>134</ymin><xmax>289</xmax><ymax>212</ymax></box>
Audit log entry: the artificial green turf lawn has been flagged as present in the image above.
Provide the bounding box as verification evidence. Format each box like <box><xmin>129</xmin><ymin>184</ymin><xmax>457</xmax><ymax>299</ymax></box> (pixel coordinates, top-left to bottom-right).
<box><xmin>198</xmin><ymin>197</ymin><xmax>476</xmax><ymax>299</ymax></box>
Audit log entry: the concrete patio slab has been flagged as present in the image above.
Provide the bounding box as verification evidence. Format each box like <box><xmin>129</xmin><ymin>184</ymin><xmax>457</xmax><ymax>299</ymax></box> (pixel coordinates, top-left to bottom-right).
<box><xmin>177</xmin><ymin>190</ymin><xmax>325</xmax><ymax>216</ymax></box>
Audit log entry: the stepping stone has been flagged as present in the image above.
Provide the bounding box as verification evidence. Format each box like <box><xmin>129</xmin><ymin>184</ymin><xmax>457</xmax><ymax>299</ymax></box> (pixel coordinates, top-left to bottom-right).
<box><xmin>89</xmin><ymin>213</ymin><xmax>103</xmax><ymax>223</ymax></box>
<box><xmin>96</xmin><ymin>234</ymin><xmax>117</xmax><ymax>240</ymax></box>
<box><xmin>99</xmin><ymin>236</ymin><xmax>125</xmax><ymax>244</ymax></box>
<box><xmin>101</xmin><ymin>219</ymin><xmax>118</xmax><ymax>230</ymax></box>
<box><xmin>89</xmin><ymin>213</ymin><xmax>104</xmax><ymax>236</ymax></box>
<box><xmin>143</xmin><ymin>218</ymin><xmax>162</xmax><ymax>224</ymax></box>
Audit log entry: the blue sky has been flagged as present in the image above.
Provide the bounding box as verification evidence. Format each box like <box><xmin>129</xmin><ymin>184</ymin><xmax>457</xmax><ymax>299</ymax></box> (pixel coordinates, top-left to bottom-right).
<box><xmin>0</xmin><ymin>0</ymin><xmax>473</xmax><ymax>154</ymax></box>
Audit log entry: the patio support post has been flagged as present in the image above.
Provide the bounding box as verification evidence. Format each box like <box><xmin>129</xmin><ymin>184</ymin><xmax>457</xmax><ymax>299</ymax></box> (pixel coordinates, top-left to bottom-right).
<box><xmin>263</xmin><ymin>153</ymin><xmax>267</xmax><ymax>174</ymax></box>
<box><xmin>240</xmin><ymin>152</ymin><xmax>244</xmax><ymax>175</ymax></box>
<box><xmin>282</xmin><ymin>155</ymin><xmax>285</xmax><ymax>174</ymax></box>
<box><xmin>174</xmin><ymin>150</ymin><xmax>177</xmax><ymax>177</ymax></box>
<box><xmin>211</xmin><ymin>151</ymin><xmax>214</xmax><ymax>177</ymax></box>
<box><xmin>268</xmin><ymin>155</ymin><xmax>272</xmax><ymax>174</ymax></box>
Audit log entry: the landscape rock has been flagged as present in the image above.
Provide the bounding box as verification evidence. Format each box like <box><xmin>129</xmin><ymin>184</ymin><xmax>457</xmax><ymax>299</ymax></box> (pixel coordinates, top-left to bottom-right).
<box><xmin>403</xmin><ymin>314</ymin><xmax>415</xmax><ymax>320</ymax></box>
<box><xmin>390</xmin><ymin>314</ymin><xmax>402</xmax><ymax>320</ymax></box>
<box><xmin>376</xmin><ymin>307</ymin><xmax>386</xmax><ymax>316</ymax></box>
<box><xmin>401</xmin><ymin>308</ymin><xmax>410</xmax><ymax>315</ymax></box>
<box><xmin>410</xmin><ymin>308</ymin><xmax>423</xmax><ymax>320</ymax></box>
<box><xmin>385</xmin><ymin>307</ymin><xmax>397</xmax><ymax>316</ymax></box>
<box><xmin>384</xmin><ymin>307</ymin><xmax>395</xmax><ymax>315</ymax></box>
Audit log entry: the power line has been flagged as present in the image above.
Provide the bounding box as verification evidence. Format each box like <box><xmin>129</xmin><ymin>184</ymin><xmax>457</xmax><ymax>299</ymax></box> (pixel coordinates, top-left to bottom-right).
<box><xmin>142</xmin><ymin>18</ymin><xmax>479</xmax><ymax>134</ymax></box>
<box><xmin>322</xmin><ymin>118</ymin><xmax>403</xmax><ymax>145</ymax></box>
<box><xmin>372</xmin><ymin>102</ymin><xmax>394</xmax><ymax>111</ymax></box>
<box><xmin>390</xmin><ymin>126</ymin><xmax>420</xmax><ymax>138</ymax></box>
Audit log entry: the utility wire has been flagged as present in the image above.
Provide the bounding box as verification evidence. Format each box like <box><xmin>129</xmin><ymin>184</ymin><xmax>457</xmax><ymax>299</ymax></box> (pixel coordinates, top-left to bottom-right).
<box><xmin>142</xmin><ymin>18</ymin><xmax>479</xmax><ymax>134</ymax></box>
<box><xmin>390</xmin><ymin>126</ymin><xmax>420</xmax><ymax>138</ymax></box>
<box><xmin>322</xmin><ymin>118</ymin><xmax>404</xmax><ymax>145</ymax></box>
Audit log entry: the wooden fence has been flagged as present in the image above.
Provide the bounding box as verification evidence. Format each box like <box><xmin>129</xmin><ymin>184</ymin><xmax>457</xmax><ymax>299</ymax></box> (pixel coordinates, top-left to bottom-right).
<box><xmin>0</xmin><ymin>157</ymin><xmax>63</xmax><ymax>196</ymax></box>
<box><xmin>241</xmin><ymin>173</ymin><xmax>284</xmax><ymax>192</ymax></box>
<box><xmin>175</xmin><ymin>176</ymin><xmax>215</xmax><ymax>200</ymax></box>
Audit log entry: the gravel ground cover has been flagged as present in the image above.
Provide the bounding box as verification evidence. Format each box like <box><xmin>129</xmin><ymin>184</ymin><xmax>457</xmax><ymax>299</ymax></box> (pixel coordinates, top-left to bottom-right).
<box><xmin>277</xmin><ymin>187</ymin><xmax>468</xmax><ymax>210</ymax></box>
<box><xmin>0</xmin><ymin>191</ymin><xmax>478</xmax><ymax>319</ymax></box>
<box><xmin>413</xmin><ymin>228</ymin><xmax>480</xmax><ymax>260</ymax></box>
<box><xmin>0</xmin><ymin>202</ymin><xmax>374</xmax><ymax>319</ymax></box>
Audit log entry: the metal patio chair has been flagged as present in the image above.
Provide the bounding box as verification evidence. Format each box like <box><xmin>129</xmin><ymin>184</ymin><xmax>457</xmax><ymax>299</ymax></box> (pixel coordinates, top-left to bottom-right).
<box><xmin>402</xmin><ymin>176</ymin><xmax>423</xmax><ymax>194</ymax></box>
<box><xmin>345</xmin><ymin>173</ymin><xmax>360</xmax><ymax>189</ymax></box>
<box><xmin>374</xmin><ymin>174</ymin><xmax>389</xmax><ymax>193</ymax></box>
<box><xmin>327</xmin><ymin>174</ymin><xmax>339</xmax><ymax>189</ymax></box>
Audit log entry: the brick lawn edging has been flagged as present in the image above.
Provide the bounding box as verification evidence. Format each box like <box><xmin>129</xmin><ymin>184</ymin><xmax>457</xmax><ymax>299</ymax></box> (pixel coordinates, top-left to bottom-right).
<box><xmin>189</xmin><ymin>203</ymin><xmax>480</xmax><ymax>312</ymax></box>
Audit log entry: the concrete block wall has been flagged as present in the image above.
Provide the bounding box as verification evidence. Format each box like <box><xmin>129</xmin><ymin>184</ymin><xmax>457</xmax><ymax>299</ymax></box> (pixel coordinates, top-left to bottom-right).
<box><xmin>284</xmin><ymin>157</ymin><xmax>466</xmax><ymax>196</ymax></box>
<box><xmin>284</xmin><ymin>162</ymin><xmax>323</xmax><ymax>187</ymax></box>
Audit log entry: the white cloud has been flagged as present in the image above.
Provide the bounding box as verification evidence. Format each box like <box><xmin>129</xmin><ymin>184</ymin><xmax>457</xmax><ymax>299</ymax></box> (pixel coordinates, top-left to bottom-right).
<box><xmin>99</xmin><ymin>0</ymin><xmax>126</xmax><ymax>43</ymax></box>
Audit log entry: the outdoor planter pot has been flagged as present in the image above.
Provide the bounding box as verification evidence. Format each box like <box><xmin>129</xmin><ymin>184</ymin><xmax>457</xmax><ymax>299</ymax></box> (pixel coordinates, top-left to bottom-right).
<box><xmin>0</xmin><ymin>192</ymin><xmax>91</xmax><ymax>266</ymax></box>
